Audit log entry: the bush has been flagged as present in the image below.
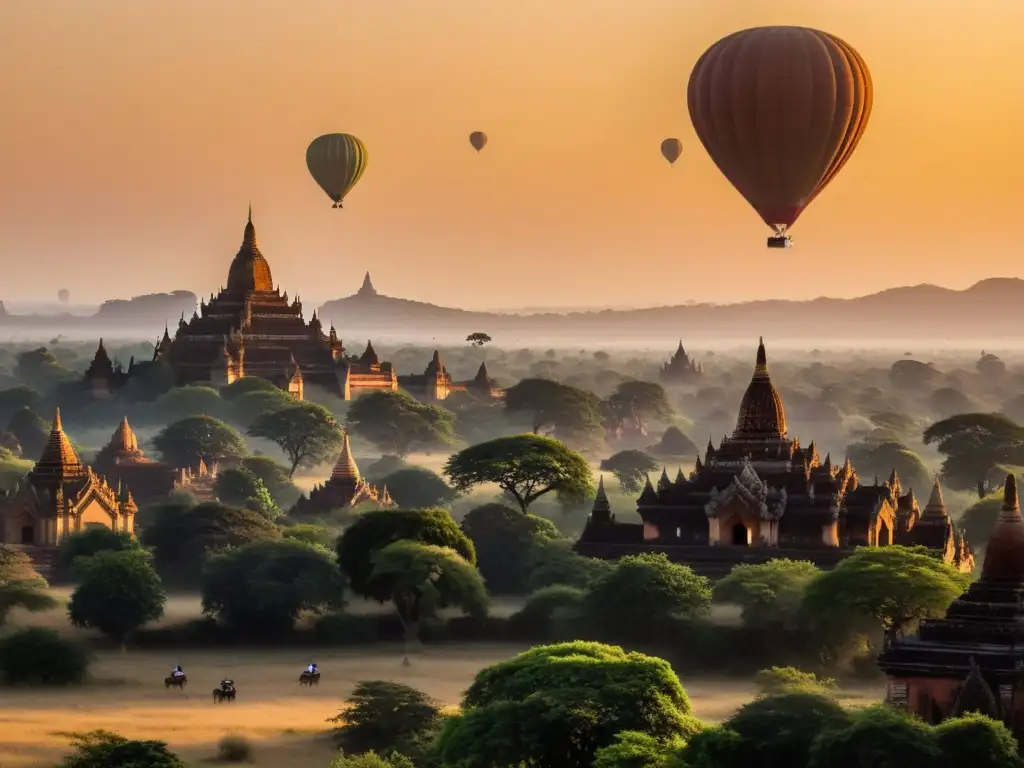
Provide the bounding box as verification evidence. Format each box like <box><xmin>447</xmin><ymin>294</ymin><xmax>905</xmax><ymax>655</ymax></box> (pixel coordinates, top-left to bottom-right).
<box><xmin>0</xmin><ymin>628</ymin><xmax>90</xmax><ymax>686</ymax></box>
<box><xmin>217</xmin><ymin>733</ymin><xmax>253</xmax><ymax>762</ymax></box>
<box><xmin>754</xmin><ymin>666</ymin><xmax>836</xmax><ymax>696</ymax></box>
<box><xmin>57</xmin><ymin>527</ymin><xmax>140</xmax><ymax>574</ymax></box>
<box><xmin>57</xmin><ymin>730</ymin><xmax>185</xmax><ymax>768</ymax></box>
<box><xmin>513</xmin><ymin>585</ymin><xmax>585</xmax><ymax>629</ymax></box>
<box><xmin>461</xmin><ymin>503</ymin><xmax>560</xmax><ymax>594</ymax></box>
<box><xmin>328</xmin><ymin>680</ymin><xmax>441</xmax><ymax>756</ymax></box>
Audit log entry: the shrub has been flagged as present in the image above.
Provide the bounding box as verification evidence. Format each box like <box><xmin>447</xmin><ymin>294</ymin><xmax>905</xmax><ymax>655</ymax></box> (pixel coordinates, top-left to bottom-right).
<box><xmin>0</xmin><ymin>628</ymin><xmax>90</xmax><ymax>685</ymax></box>
<box><xmin>513</xmin><ymin>584</ymin><xmax>586</xmax><ymax>628</ymax></box>
<box><xmin>328</xmin><ymin>680</ymin><xmax>441</xmax><ymax>756</ymax></box>
<box><xmin>56</xmin><ymin>729</ymin><xmax>185</xmax><ymax>768</ymax></box>
<box><xmin>217</xmin><ymin>733</ymin><xmax>253</xmax><ymax>762</ymax></box>
<box><xmin>754</xmin><ymin>666</ymin><xmax>836</xmax><ymax>697</ymax></box>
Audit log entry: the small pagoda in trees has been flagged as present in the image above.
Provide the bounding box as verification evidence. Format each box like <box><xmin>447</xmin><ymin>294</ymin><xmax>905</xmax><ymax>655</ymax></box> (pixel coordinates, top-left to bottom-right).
<box><xmin>659</xmin><ymin>340</ymin><xmax>702</xmax><ymax>384</ymax></box>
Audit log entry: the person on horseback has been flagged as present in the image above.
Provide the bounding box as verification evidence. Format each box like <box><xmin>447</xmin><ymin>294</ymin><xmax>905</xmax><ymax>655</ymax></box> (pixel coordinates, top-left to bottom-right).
<box><xmin>171</xmin><ymin>665</ymin><xmax>184</xmax><ymax>679</ymax></box>
<box><xmin>220</xmin><ymin>679</ymin><xmax>234</xmax><ymax>692</ymax></box>
<box><xmin>306</xmin><ymin>662</ymin><xmax>318</xmax><ymax>675</ymax></box>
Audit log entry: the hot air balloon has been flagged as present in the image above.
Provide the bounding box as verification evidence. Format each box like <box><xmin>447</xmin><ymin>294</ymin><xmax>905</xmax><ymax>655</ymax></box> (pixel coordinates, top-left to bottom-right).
<box><xmin>661</xmin><ymin>138</ymin><xmax>682</xmax><ymax>165</ymax></box>
<box><xmin>687</xmin><ymin>27</ymin><xmax>872</xmax><ymax>248</ymax></box>
<box><xmin>305</xmin><ymin>133</ymin><xmax>368</xmax><ymax>208</ymax></box>
<box><xmin>469</xmin><ymin>131</ymin><xmax>487</xmax><ymax>152</ymax></box>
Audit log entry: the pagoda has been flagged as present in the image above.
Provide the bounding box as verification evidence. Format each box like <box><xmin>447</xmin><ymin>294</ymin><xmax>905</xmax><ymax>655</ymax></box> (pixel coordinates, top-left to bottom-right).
<box><xmin>290</xmin><ymin>432</ymin><xmax>393</xmax><ymax>515</ymax></box>
<box><xmin>398</xmin><ymin>350</ymin><xmax>504</xmax><ymax>402</ymax></box>
<box><xmin>878</xmin><ymin>474</ymin><xmax>1024</xmax><ymax>726</ymax></box>
<box><xmin>92</xmin><ymin>417</ymin><xmax>179</xmax><ymax>506</ymax></box>
<box><xmin>150</xmin><ymin>208</ymin><xmax>398</xmax><ymax>400</ymax></box>
<box><xmin>659</xmin><ymin>340</ymin><xmax>703</xmax><ymax>384</ymax></box>
<box><xmin>577</xmin><ymin>338</ymin><xmax>973</xmax><ymax>579</ymax></box>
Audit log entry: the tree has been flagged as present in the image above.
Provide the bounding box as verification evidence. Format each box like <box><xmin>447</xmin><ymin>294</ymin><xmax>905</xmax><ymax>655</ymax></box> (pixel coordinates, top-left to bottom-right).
<box><xmin>380</xmin><ymin>467</ymin><xmax>458</xmax><ymax>508</ymax></box>
<box><xmin>802</xmin><ymin>545</ymin><xmax>970</xmax><ymax>642</ymax></box>
<box><xmin>221</xmin><ymin>376</ymin><xmax>283</xmax><ymax>400</ymax></box>
<box><xmin>753</xmin><ymin>666</ymin><xmax>836</xmax><ymax>697</ymax></box>
<box><xmin>56</xmin><ymin>528</ymin><xmax>141</xmax><ymax>573</ymax></box>
<box><xmin>592</xmin><ymin>731</ymin><xmax>683</xmax><ymax>768</ymax></box>
<box><xmin>347</xmin><ymin>391</ymin><xmax>455</xmax><ymax>456</ymax></box>
<box><xmin>600</xmin><ymin>449</ymin><xmax>660</xmax><ymax>493</ymax></box>
<box><xmin>0</xmin><ymin>386</ymin><xmax>41</xmax><ymax>425</ymax></box>
<box><xmin>68</xmin><ymin>550</ymin><xmax>166</xmax><ymax>649</ymax></box>
<box><xmin>502</xmin><ymin>378</ymin><xmax>605</xmax><ymax>445</ymax></box>
<box><xmin>328</xmin><ymin>680</ymin><xmax>442</xmax><ymax>757</ymax></box>
<box><xmin>583</xmin><ymin>553</ymin><xmax>712</xmax><ymax>638</ymax></box>
<box><xmin>150</xmin><ymin>385</ymin><xmax>225</xmax><ymax>423</ymax></box>
<box><xmin>724</xmin><ymin>691</ymin><xmax>851</xmax><ymax>768</ymax></box>
<box><xmin>0</xmin><ymin>627</ymin><xmax>90</xmax><ymax>685</ymax></box>
<box><xmin>528</xmin><ymin>538</ymin><xmax>614</xmax><ymax>591</ymax></box>
<box><xmin>230</xmin><ymin>389</ymin><xmax>294</xmax><ymax>428</ymax></box>
<box><xmin>714</xmin><ymin>559</ymin><xmax>821</xmax><ymax>629</ymax></box>
<box><xmin>368</xmin><ymin>541</ymin><xmax>488</xmax><ymax>658</ymax></box>
<box><xmin>241</xmin><ymin>455</ymin><xmax>300</xmax><ymax>507</ymax></box>
<box><xmin>201</xmin><ymin>540</ymin><xmax>345</xmax><ymax>633</ymax></box>
<box><xmin>605</xmin><ymin>380</ymin><xmax>674</xmax><ymax>434</ymax></box>
<box><xmin>213</xmin><ymin>467</ymin><xmax>281</xmax><ymax>519</ymax></box>
<box><xmin>141</xmin><ymin>502</ymin><xmax>281</xmax><ymax>583</ymax></box>
<box><xmin>337</xmin><ymin>508</ymin><xmax>475</xmax><ymax>599</ymax></box>
<box><xmin>845</xmin><ymin>440</ymin><xmax>930</xmax><ymax>496</ymax></box>
<box><xmin>152</xmin><ymin>415</ymin><xmax>248</xmax><ymax>468</ymax></box>
<box><xmin>0</xmin><ymin>544</ymin><xmax>57</xmax><ymax>626</ymax></box>
<box><xmin>283</xmin><ymin>522</ymin><xmax>335</xmax><ymax>548</ymax></box>
<box><xmin>961</xmin><ymin>491</ymin><xmax>1003</xmax><ymax>555</ymax></box>
<box><xmin>6</xmin><ymin>406</ymin><xmax>47</xmax><ymax>458</ymax></box>
<box><xmin>677</xmin><ymin>727</ymin><xmax>745</xmax><ymax>768</ymax></box>
<box><xmin>436</xmin><ymin>641</ymin><xmax>698</xmax><ymax>768</ymax></box>
<box><xmin>57</xmin><ymin>730</ymin><xmax>185</xmax><ymax>768</ymax></box>
<box><xmin>934</xmin><ymin>713</ymin><xmax>1023</xmax><ymax>768</ymax></box>
<box><xmin>443</xmin><ymin>434</ymin><xmax>592</xmax><ymax>513</ymax></box>
<box><xmin>14</xmin><ymin>347</ymin><xmax>74</xmax><ymax>391</ymax></box>
<box><xmin>330</xmin><ymin>753</ymin><xmax>415</xmax><ymax>768</ymax></box>
<box><xmin>807</xmin><ymin>704</ymin><xmax>941</xmax><ymax>768</ymax></box>
<box><xmin>248</xmin><ymin>401</ymin><xmax>343</xmax><ymax>476</ymax></box>
<box><xmin>461</xmin><ymin>503</ymin><xmax>560</xmax><ymax>594</ymax></box>
<box><xmin>929</xmin><ymin>387</ymin><xmax>973</xmax><ymax>418</ymax></box>
<box><xmin>365</xmin><ymin>454</ymin><xmax>410</xmax><ymax>481</ymax></box>
<box><xmin>924</xmin><ymin>414</ymin><xmax>1024</xmax><ymax>498</ymax></box>
<box><xmin>466</xmin><ymin>332</ymin><xmax>492</xmax><ymax>347</ymax></box>
<box><xmin>889</xmin><ymin>359</ymin><xmax>941</xmax><ymax>390</ymax></box>
<box><xmin>977</xmin><ymin>352</ymin><xmax>1007</xmax><ymax>378</ymax></box>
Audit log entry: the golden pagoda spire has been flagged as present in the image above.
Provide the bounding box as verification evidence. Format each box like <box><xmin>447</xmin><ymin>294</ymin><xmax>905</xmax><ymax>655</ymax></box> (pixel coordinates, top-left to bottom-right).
<box><xmin>30</xmin><ymin>407</ymin><xmax>86</xmax><ymax>482</ymax></box>
<box><xmin>330</xmin><ymin>431</ymin><xmax>360</xmax><ymax>482</ymax></box>
<box><xmin>923</xmin><ymin>475</ymin><xmax>948</xmax><ymax>518</ymax></box>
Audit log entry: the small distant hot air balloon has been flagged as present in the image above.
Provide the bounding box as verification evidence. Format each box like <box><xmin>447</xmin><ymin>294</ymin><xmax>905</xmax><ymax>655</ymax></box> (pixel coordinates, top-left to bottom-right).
<box><xmin>469</xmin><ymin>131</ymin><xmax>487</xmax><ymax>152</ymax></box>
<box><xmin>660</xmin><ymin>138</ymin><xmax>682</xmax><ymax>165</ymax></box>
<box><xmin>687</xmin><ymin>26</ymin><xmax>873</xmax><ymax>248</ymax></box>
<box><xmin>57</xmin><ymin>288</ymin><xmax>69</xmax><ymax>303</ymax></box>
<box><xmin>305</xmin><ymin>133</ymin><xmax>368</xmax><ymax>208</ymax></box>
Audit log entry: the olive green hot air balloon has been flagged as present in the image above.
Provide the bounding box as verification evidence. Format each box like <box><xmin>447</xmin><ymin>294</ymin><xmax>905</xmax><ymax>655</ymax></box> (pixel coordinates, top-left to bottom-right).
<box><xmin>306</xmin><ymin>133</ymin><xmax>368</xmax><ymax>208</ymax></box>
<box><xmin>661</xmin><ymin>138</ymin><xmax>682</xmax><ymax>165</ymax></box>
<box><xmin>469</xmin><ymin>131</ymin><xmax>487</xmax><ymax>152</ymax></box>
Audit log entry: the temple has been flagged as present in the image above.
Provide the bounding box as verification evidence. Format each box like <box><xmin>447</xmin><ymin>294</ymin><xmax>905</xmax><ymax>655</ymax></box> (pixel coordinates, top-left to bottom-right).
<box><xmin>290</xmin><ymin>432</ymin><xmax>393</xmax><ymax>515</ymax></box>
<box><xmin>878</xmin><ymin>474</ymin><xmax>1024</xmax><ymax>727</ymax></box>
<box><xmin>577</xmin><ymin>338</ymin><xmax>973</xmax><ymax>579</ymax></box>
<box><xmin>659</xmin><ymin>340</ymin><xmax>703</xmax><ymax>384</ymax></box>
<box><xmin>84</xmin><ymin>209</ymin><xmax>399</xmax><ymax>400</ymax></box>
<box><xmin>83</xmin><ymin>339</ymin><xmax>133</xmax><ymax>398</ymax></box>
<box><xmin>0</xmin><ymin>409</ymin><xmax>137</xmax><ymax>546</ymax></box>
<box><xmin>399</xmin><ymin>350</ymin><xmax>504</xmax><ymax>401</ymax></box>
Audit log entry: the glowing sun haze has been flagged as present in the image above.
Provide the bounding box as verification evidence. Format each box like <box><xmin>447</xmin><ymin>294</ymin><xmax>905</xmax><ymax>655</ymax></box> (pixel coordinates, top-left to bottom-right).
<box><xmin>1</xmin><ymin>0</ymin><xmax>1022</xmax><ymax>309</ymax></box>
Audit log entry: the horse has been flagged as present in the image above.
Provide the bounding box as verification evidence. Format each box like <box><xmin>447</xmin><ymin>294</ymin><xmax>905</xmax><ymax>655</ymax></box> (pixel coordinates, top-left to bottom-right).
<box><xmin>213</xmin><ymin>687</ymin><xmax>236</xmax><ymax>703</ymax></box>
<box><xmin>164</xmin><ymin>675</ymin><xmax>187</xmax><ymax>690</ymax></box>
<box><xmin>299</xmin><ymin>671</ymin><xmax>321</xmax><ymax>686</ymax></box>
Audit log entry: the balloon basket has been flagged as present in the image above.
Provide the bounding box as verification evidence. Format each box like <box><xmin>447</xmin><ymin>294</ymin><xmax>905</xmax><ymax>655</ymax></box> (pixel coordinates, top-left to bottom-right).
<box><xmin>767</xmin><ymin>235</ymin><xmax>792</xmax><ymax>249</ymax></box>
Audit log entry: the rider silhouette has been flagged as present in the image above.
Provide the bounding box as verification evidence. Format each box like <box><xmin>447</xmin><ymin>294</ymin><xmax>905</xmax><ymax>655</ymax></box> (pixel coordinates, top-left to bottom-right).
<box><xmin>220</xmin><ymin>679</ymin><xmax>234</xmax><ymax>691</ymax></box>
<box><xmin>171</xmin><ymin>665</ymin><xmax>184</xmax><ymax>678</ymax></box>
<box><xmin>306</xmin><ymin>663</ymin><xmax>318</xmax><ymax>675</ymax></box>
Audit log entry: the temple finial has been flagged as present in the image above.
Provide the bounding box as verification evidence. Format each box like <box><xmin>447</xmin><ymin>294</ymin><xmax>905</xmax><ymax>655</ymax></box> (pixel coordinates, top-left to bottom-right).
<box><xmin>248</xmin><ymin>202</ymin><xmax>252</xmax><ymax>223</ymax></box>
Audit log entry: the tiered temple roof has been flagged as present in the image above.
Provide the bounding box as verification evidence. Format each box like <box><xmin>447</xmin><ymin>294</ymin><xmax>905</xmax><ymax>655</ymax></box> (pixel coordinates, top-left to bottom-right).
<box><xmin>290</xmin><ymin>432</ymin><xmax>393</xmax><ymax>515</ymax></box>
<box><xmin>399</xmin><ymin>351</ymin><xmax>504</xmax><ymax>402</ymax></box>
<box><xmin>92</xmin><ymin>417</ymin><xmax>180</xmax><ymax>506</ymax></box>
<box><xmin>659</xmin><ymin>340</ymin><xmax>703</xmax><ymax>384</ymax></box>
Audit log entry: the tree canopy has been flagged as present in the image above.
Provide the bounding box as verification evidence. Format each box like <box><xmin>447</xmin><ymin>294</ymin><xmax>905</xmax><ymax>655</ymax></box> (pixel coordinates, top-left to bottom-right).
<box><xmin>600</xmin><ymin>450</ymin><xmax>660</xmax><ymax>493</ymax></box>
<box><xmin>67</xmin><ymin>550</ymin><xmax>166</xmax><ymax>647</ymax></box>
<box><xmin>248</xmin><ymin>401</ymin><xmax>343</xmax><ymax>476</ymax></box>
<box><xmin>380</xmin><ymin>467</ymin><xmax>458</xmax><ymax>509</ymax></box>
<box><xmin>460</xmin><ymin>503</ymin><xmax>561</xmax><ymax>594</ymax></box>
<box><xmin>502</xmin><ymin>378</ymin><xmax>605</xmax><ymax>445</ymax></box>
<box><xmin>923</xmin><ymin>413</ymin><xmax>1024</xmax><ymax>497</ymax></box>
<box><xmin>714</xmin><ymin>558</ymin><xmax>821</xmax><ymax>629</ymax></box>
<box><xmin>337</xmin><ymin>508</ymin><xmax>475</xmax><ymax>600</ymax></box>
<box><xmin>807</xmin><ymin>704</ymin><xmax>941</xmax><ymax>768</ymax></box>
<box><xmin>213</xmin><ymin>467</ymin><xmax>280</xmax><ymax>519</ymax></box>
<box><xmin>845</xmin><ymin>440</ymin><xmax>930</xmax><ymax>496</ymax></box>
<box><xmin>201</xmin><ymin>539</ymin><xmax>345</xmax><ymax>633</ymax></box>
<box><xmin>346</xmin><ymin>391</ymin><xmax>455</xmax><ymax>456</ymax></box>
<box><xmin>443</xmin><ymin>434</ymin><xmax>592</xmax><ymax>513</ymax></box>
<box><xmin>0</xmin><ymin>544</ymin><xmax>57</xmax><ymax>626</ymax></box>
<box><xmin>152</xmin><ymin>415</ymin><xmax>248</xmax><ymax>468</ymax></box>
<box><xmin>605</xmin><ymin>380</ymin><xmax>674</xmax><ymax>434</ymax></box>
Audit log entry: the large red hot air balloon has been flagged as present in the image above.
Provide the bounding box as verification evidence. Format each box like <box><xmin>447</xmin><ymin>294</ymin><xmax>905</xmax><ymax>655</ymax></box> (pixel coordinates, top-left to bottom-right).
<box><xmin>687</xmin><ymin>26</ymin><xmax>872</xmax><ymax>248</ymax></box>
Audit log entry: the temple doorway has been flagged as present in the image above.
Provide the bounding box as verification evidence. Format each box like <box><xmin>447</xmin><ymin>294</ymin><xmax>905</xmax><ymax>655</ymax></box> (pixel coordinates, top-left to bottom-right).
<box><xmin>731</xmin><ymin>523</ymin><xmax>748</xmax><ymax>546</ymax></box>
<box><xmin>879</xmin><ymin>523</ymin><xmax>893</xmax><ymax>546</ymax></box>
<box><xmin>20</xmin><ymin>525</ymin><xmax>34</xmax><ymax>545</ymax></box>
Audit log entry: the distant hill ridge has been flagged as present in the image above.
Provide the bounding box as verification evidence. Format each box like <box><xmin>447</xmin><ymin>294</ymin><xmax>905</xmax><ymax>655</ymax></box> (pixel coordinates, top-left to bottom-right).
<box><xmin>316</xmin><ymin>275</ymin><xmax>1024</xmax><ymax>343</ymax></box>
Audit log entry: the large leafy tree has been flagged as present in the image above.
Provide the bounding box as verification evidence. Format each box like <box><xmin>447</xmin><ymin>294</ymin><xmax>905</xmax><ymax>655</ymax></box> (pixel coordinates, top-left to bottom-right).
<box><xmin>802</xmin><ymin>545</ymin><xmax>970</xmax><ymax>642</ymax></box>
<box><xmin>248</xmin><ymin>401</ymin><xmax>343</xmax><ymax>476</ymax></box>
<box><xmin>56</xmin><ymin>528</ymin><xmax>141</xmax><ymax>573</ymax></box>
<box><xmin>923</xmin><ymin>413</ymin><xmax>1024</xmax><ymax>497</ymax></box>
<box><xmin>141</xmin><ymin>501</ymin><xmax>281</xmax><ymax>583</ymax></box>
<box><xmin>336</xmin><ymin>508</ymin><xmax>475</xmax><ymax>599</ymax></box>
<box><xmin>201</xmin><ymin>539</ymin><xmax>345</xmax><ymax>633</ymax></box>
<box><xmin>443</xmin><ymin>434</ymin><xmax>592</xmax><ymax>513</ymax></box>
<box><xmin>5</xmin><ymin>406</ymin><xmax>48</xmax><ymax>458</ymax></box>
<box><xmin>328</xmin><ymin>680</ymin><xmax>442</xmax><ymax>757</ymax></box>
<box><xmin>0</xmin><ymin>544</ymin><xmax>57</xmax><ymax>626</ymax></box>
<box><xmin>152</xmin><ymin>415</ymin><xmax>248</xmax><ymax>468</ymax></box>
<box><xmin>583</xmin><ymin>553</ymin><xmax>712</xmax><ymax>639</ymax></box>
<box><xmin>604</xmin><ymin>380</ymin><xmax>674</xmax><ymax>434</ymax></box>
<box><xmin>502</xmin><ymin>378</ymin><xmax>605</xmax><ymax>445</ymax></box>
<box><xmin>149</xmin><ymin>385</ymin><xmax>225</xmax><ymax>423</ymax></box>
<box><xmin>845</xmin><ymin>440</ymin><xmax>930</xmax><ymax>495</ymax></box>
<box><xmin>600</xmin><ymin>449</ymin><xmax>660</xmax><ymax>493</ymax></box>
<box><xmin>213</xmin><ymin>467</ymin><xmax>280</xmax><ymax>519</ymax></box>
<box><xmin>528</xmin><ymin>539</ymin><xmax>614</xmax><ymax>592</ymax></box>
<box><xmin>460</xmin><ymin>503</ymin><xmax>560</xmax><ymax>594</ymax></box>
<box><xmin>367</xmin><ymin>541</ymin><xmax>488</xmax><ymax>657</ymax></box>
<box><xmin>436</xmin><ymin>641</ymin><xmax>698</xmax><ymax>768</ymax></box>
<box><xmin>347</xmin><ymin>391</ymin><xmax>455</xmax><ymax>456</ymax></box>
<box><xmin>713</xmin><ymin>559</ymin><xmax>821</xmax><ymax>629</ymax></box>
<box><xmin>67</xmin><ymin>550</ymin><xmax>166</xmax><ymax>649</ymax></box>
<box><xmin>380</xmin><ymin>467</ymin><xmax>458</xmax><ymax>509</ymax></box>
<box><xmin>807</xmin><ymin>704</ymin><xmax>941</xmax><ymax>768</ymax></box>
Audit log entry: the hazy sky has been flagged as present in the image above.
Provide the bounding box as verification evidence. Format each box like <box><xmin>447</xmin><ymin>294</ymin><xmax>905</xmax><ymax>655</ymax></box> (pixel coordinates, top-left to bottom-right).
<box><xmin>2</xmin><ymin>0</ymin><xmax>1023</xmax><ymax>309</ymax></box>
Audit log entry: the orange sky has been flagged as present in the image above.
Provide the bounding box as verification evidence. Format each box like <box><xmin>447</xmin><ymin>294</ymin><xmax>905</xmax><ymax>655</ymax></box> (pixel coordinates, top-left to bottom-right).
<box><xmin>2</xmin><ymin>0</ymin><xmax>1023</xmax><ymax>309</ymax></box>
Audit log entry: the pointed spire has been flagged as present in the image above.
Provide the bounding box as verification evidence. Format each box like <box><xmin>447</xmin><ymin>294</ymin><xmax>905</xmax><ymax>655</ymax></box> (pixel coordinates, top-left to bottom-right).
<box><xmin>923</xmin><ymin>476</ymin><xmax>948</xmax><ymax>518</ymax></box>
<box><xmin>754</xmin><ymin>336</ymin><xmax>768</xmax><ymax>378</ymax></box>
<box><xmin>361</xmin><ymin>340</ymin><xmax>379</xmax><ymax>366</ymax></box>
<box><xmin>330</xmin><ymin>431</ymin><xmax>361</xmax><ymax>482</ymax></box>
<box><xmin>694</xmin><ymin>455</ymin><xmax>704</xmax><ymax>473</ymax></box>
<box><xmin>358</xmin><ymin>271</ymin><xmax>377</xmax><ymax>297</ymax></box>
<box><xmin>675</xmin><ymin>467</ymin><xmax>686</xmax><ymax>484</ymax></box>
<box><xmin>639</xmin><ymin>474</ymin><xmax>658</xmax><ymax>503</ymax></box>
<box><xmin>30</xmin><ymin>407</ymin><xmax>85</xmax><ymax>482</ymax></box>
<box><xmin>658</xmin><ymin>467</ymin><xmax>670</xmax><ymax>490</ymax></box>
<box><xmin>248</xmin><ymin>202</ymin><xmax>252</xmax><ymax>223</ymax></box>
<box><xmin>1001</xmin><ymin>473</ymin><xmax>1020</xmax><ymax>520</ymax></box>
<box><xmin>889</xmin><ymin>467</ymin><xmax>900</xmax><ymax>488</ymax></box>
<box><xmin>111</xmin><ymin>416</ymin><xmax>139</xmax><ymax>453</ymax></box>
<box><xmin>53</xmin><ymin>407</ymin><xmax>63</xmax><ymax>433</ymax></box>
<box><xmin>591</xmin><ymin>475</ymin><xmax>611</xmax><ymax>518</ymax></box>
